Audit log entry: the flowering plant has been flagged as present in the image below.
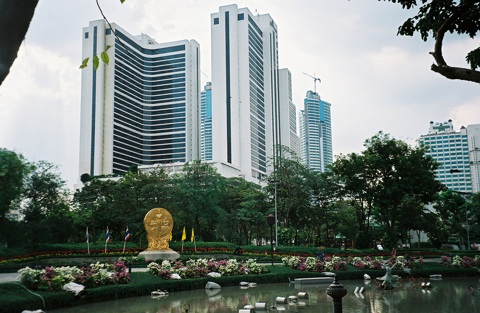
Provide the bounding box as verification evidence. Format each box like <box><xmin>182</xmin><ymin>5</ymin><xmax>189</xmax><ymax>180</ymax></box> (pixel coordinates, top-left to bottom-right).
<box><xmin>442</xmin><ymin>255</ymin><xmax>480</xmax><ymax>268</ymax></box>
<box><xmin>18</xmin><ymin>261</ymin><xmax>130</xmax><ymax>291</ymax></box>
<box><xmin>147</xmin><ymin>258</ymin><xmax>267</xmax><ymax>279</ymax></box>
<box><xmin>282</xmin><ymin>255</ymin><xmax>346</xmax><ymax>272</ymax></box>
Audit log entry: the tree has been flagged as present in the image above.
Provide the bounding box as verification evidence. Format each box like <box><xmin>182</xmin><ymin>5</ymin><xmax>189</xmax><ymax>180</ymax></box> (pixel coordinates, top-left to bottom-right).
<box><xmin>21</xmin><ymin>161</ymin><xmax>72</xmax><ymax>247</ymax></box>
<box><xmin>396</xmin><ymin>195</ymin><xmax>438</xmax><ymax>248</ymax></box>
<box><xmin>331</xmin><ymin>132</ymin><xmax>443</xmax><ymax>248</ymax></box>
<box><xmin>219</xmin><ymin>177</ymin><xmax>268</xmax><ymax>245</ymax></box>
<box><xmin>170</xmin><ymin>161</ymin><xmax>226</xmax><ymax>241</ymax></box>
<box><xmin>73</xmin><ymin>176</ymin><xmax>118</xmax><ymax>242</ymax></box>
<box><xmin>307</xmin><ymin>171</ymin><xmax>343</xmax><ymax>246</ymax></box>
<box><xmin>384</xmin><ymin>0</ymin><xmax>480</xmax><ymax>83</ymax></box>
<box><xmin>265</xmin><ymin>147</ymin><xmax>313</xmax><ymax>245</ymax></box>
<box><xmin>433</xmin><ymin>190</ymin><xmax>468</xmax><ymax>246</ymax></box>
<box><xmin>0</xmin><ymin>148</ymin><xmax>29</xmax><ymax>228</ymax></box>
<box><xmin>331</xmin><ymin>152</ymin><xmax>377</xmax><ymax>248</ymax></box>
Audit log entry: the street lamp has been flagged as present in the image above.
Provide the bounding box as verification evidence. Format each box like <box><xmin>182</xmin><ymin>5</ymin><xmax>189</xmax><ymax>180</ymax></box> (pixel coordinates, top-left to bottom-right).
<box><xmin>266</xmin><ymin>214</ymin><xmax>275</xmax><ymax>266</ymax></box>
<box><xmin>465</xmin><ymin>209</ymin><xmax>471</xmax><ymax>251</ymax></box>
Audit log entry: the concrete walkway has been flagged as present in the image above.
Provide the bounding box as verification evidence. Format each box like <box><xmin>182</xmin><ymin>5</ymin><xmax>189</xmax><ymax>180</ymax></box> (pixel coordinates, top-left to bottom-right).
<box><xmin>0</xmin><ymin>272</ymin><xmax>20</xmax><ymax>283</ymax></box>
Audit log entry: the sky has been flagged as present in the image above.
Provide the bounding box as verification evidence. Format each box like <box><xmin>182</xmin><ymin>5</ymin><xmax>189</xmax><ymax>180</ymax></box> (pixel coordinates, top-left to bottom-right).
<box><xmin>1</xmin><ymin>0</ymin><xmax>479</xmax><ymax>190</ymax></box>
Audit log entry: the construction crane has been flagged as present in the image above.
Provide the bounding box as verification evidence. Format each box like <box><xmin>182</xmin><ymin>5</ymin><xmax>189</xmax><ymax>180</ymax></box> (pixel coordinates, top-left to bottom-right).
<box><xmin>302</xmin><ymin>72</ymin><xmax>321</xmax><ymax>93</ymax></box>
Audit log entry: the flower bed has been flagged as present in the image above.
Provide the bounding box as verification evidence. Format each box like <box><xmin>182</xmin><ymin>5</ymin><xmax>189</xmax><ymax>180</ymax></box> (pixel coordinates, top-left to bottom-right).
<box><xmin>17</xmin><ymin>261</ymin><xmax>130</xmax><ymax>291</ymax></box>
<box><xmin>146</xmin><ymin>258</ymin><xmax>268</xmax><ymax>279</ymax></box>
<box><xmin>281</xmin><ymin>255</ymin><xmax>347</xmax><ymax>272</ymax></box>
<box><xmin>349</xmin><ymin>255</ymin><xmax>424</xmax><ymax>270</ymax></box>
<box><xmin>441</xmin><ymin>255</ymin><xmax>480</xmax><ymax>268</ymax></box>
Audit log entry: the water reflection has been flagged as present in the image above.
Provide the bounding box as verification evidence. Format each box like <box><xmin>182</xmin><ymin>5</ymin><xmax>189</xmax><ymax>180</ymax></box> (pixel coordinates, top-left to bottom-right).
<box><xmin>51</xmin><ymin>277</ymin><xmax>480</xmax><ymax>313</ymax></box>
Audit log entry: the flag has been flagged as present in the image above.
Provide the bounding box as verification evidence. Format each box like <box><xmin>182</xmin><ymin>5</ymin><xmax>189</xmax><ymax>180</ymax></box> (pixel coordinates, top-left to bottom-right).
<box><xmin>181</xmin><ymin>227</ymin><xmax>186</xmax><ymax>241</ymax></box>
<box><xmin>106</xmin><ymin>227</ymin><xmax>111</xmax><ymax>243</ymax></box>
<box><xmin>86</xmin><ymin>227</ymin><xmax>89</xmax><ymax>243</ymax></box>
<box><xmin>191</xmin><ymin>228</ymin><xmax>195</xmax><ymax>242</ymax></box>
<box><xmin>124</xmin><ymin>226</ymin><xmax>131</xmax><ymax>241</ymax></box>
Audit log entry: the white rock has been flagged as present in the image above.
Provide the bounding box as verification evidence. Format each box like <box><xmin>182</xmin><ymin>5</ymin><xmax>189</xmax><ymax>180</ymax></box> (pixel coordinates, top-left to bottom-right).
<box><xmin>63</xmin><ymin>282</ymin><xmax>85</xmax><ymax>296</ymax></box>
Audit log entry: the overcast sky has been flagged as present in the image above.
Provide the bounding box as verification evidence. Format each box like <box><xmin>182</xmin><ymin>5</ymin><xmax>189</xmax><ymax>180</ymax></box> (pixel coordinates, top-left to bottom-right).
<box><xmin>1</xmin><ymin>0</ymin><xmax>479</xmax><ymax>190</ymax></box>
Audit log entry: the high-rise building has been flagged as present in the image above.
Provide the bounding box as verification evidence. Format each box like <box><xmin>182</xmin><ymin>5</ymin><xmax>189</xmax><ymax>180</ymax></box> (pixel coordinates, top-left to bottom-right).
<box><xmin>467</xmin><ymin>124</ymin><xmax>480</xmax><ymax>193</ymax></box>
<box><xmin>211</xmin><ymin>4</ymin><xmax>279</xmax><ymax>182</ymax></box>
<box><xmin>200</xmin><ymin>82</ymin><xmax>213</xmax><ymax>161</ymax></box>
<box><xmin>299</xmin><ymin>90</ymin><xmax>332</xmax><ymax>172</ymax></box>
<box><xmin>79</xmin><ymin>20</ymin><xmax>200</xmax><ymax>178</ymax></box>
<box><xmin>278</xmin><ymin>68</ymin><xmax>300</xmax><ymax>157</ymax></box>
<box><xmin>418</xmin><ymin>120</ymin><xmax>474</xmax><ymax>193</ymax></box>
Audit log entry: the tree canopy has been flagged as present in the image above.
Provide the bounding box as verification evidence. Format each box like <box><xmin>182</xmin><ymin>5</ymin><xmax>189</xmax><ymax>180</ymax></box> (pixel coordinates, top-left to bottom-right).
<box><xmin>383</xmin><ymin>0</ymin><xmax>480</xmax><ymax>83</ymax></box>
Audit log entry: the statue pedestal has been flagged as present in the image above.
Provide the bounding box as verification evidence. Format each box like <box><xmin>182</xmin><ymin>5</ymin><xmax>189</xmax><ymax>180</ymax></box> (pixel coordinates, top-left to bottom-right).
<box><xmin>139</xmin><ymin>249</ymin><xmax>180</xmax><ymax>261</ymax></box>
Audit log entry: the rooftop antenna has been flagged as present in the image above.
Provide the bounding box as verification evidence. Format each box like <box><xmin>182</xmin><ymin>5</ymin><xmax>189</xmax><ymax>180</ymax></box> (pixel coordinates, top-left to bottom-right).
<box><xmin>302</xmin><ymin>72</ymin><xmax>321</xmax><ymax>93</ymax></box>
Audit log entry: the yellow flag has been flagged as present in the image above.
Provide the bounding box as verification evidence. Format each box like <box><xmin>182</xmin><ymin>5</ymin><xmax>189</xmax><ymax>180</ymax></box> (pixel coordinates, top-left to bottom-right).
<box><xmin>191</xmin><ymin>228</ymin><xmax>195</xmax><ymax>242</ymax></box>
<box><xmin>182</xmin><ymin>227</ymin><xmax>186</xmax><ymax>241</ymax></box>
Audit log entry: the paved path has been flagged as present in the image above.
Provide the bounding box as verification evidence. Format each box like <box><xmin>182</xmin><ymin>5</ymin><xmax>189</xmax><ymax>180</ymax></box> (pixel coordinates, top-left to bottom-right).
<box><xmin>0</xmin><ymin>272</ymin><xmax>20</xmax><ymax>283</ymax></box>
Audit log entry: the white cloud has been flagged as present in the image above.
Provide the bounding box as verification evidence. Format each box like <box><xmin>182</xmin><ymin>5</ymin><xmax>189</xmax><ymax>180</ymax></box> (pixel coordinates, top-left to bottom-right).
<box><xmin>450</xmin><ymin>99</ymin><xmax>480</xmax><ymax>128</ymax></box>
<box><xmin>0</xmin><ymin>44</ymin><xmax>80</xmax><ymax>188</ymax></box>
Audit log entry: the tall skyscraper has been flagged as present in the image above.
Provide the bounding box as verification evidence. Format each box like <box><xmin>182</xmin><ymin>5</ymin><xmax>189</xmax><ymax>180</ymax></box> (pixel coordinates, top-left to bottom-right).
<box><xmin>299</xmin><ymin>90</ymin><xmax>333</xmax><ymax>172</ymax></box>
<box><xmin>467</xmin><ymin>124</ymin><xmax>480</xmax><ymax>193</ymax></box>
<box><xmin>418</xmin><ymin>120</ymin><xmax>473</xmax><ymax>193</ymax></box>
<box><xmin>278</xmin><ymin>68</ymin><xmax>300</xmax><ymax>157</ymax></box>
<box><xmin>79</xmin><ymin>20</ymin><xmax>200</xmax><ymax>178</ymax></box>
<box><xmin>200</xmin><ymin>82</ymin><xmax>213</xmax><ymax>161</ymax></box>
<box><xmin>211</xmin><ymin>4</ymin><xmax>279</xmax><ymax>182</ymax></box>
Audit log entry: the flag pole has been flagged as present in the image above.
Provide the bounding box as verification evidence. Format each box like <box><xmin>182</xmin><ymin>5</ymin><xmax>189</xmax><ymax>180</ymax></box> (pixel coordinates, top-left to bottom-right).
<box><xmin>191</xmin><ymin>228</ymin><xmax>196</xmax><ymax>253</ymax></box>
<box><xmin>181</xmin><ymin>226</ymin><xmax>186</xmax><ymax>253</ymax></box>
<box><xmin>105</xmin><ymin>226</ymin><xmax>110</xmax><ymax>253</ymax></box>
<box><xmin>86</xmin><ymin>226</ymin><xmax>90</xmax><ymax>255</ymax></box>
<box><xmin>123</xmin><ymin>226</ymin><xmax>130</xmax><ymax>253</ymax></box>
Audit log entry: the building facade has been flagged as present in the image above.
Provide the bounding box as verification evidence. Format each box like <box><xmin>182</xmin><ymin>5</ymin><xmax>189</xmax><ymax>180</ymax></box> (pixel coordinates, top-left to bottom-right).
<box><xmin>299</xmin><ymin>90</ymin><xmax>333</xmax><ymax>172</ymax></box>
<box><xmin>467</xmin><ymin>124</ymin><xmax>480</xmax><ymax>193</ymax></box>
<box><xmin>200</xmin><ymin>82</ymin><xmax>213</xmax><ymax>161</ymax></box>
<box><xmin>211</xmin><ymin>4</ymin><xmax>280</xmax><ymax>182</ymax></box>
<box><xmin>418</xmin><ymin>120</ymin><xmax>473</xmax><ymax>193</ymax></box>
<box><xmin>278</xmin><ymin>68</ymin><xmax>301</xmax><ymax>157</ymax></box>
<box><xmin>79</xmin><ymin>20</ymin><xmax>200</xmax><ymax>178</ymax></box>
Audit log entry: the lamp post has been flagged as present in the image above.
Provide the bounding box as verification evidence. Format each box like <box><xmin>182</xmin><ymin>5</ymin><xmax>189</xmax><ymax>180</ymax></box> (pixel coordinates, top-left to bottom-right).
<box><xmin>465</xmin><ymin>209</ymin><xmax>471</xmax><ymax>250</ymax></box>
<box><xmin>326</xmin><ymin>275</ymin><xmax>348</xmax><ymax>313</ymax></box>
<box><xmin>266</xmin><ymin>214</ymin><xmax>275</xmax><ymax>266</ymax></box>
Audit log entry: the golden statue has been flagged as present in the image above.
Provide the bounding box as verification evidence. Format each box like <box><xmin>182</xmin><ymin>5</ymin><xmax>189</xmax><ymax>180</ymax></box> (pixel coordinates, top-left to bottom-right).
<box><xmin>144</xmin><ymin>208</ymin><xmax>173</xmax><ymax>250</ymax></box>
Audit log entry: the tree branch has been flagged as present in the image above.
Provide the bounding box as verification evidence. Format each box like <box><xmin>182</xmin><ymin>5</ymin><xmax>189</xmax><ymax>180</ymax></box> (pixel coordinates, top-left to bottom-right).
<box><xmin>430</xmin><ymin>1</ymin><xmax>480</xmax><ymax>83</ymax></box>
<box><xmin>431</xmin><ymin>63</ymin><xmax>480</xmax><ymax>83</ymax></box>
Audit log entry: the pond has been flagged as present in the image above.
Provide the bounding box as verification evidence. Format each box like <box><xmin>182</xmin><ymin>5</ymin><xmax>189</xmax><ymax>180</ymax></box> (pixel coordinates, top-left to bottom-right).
<box><xmin>51</xmin><ymin>277</ymin><xmax>480</xmax><ymax>313</ymax></box>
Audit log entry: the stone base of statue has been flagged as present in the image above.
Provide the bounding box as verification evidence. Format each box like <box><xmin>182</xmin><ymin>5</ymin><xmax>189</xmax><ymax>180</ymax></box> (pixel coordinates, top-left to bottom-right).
<box><xmin>139</xmin><ymin>249</ymin><xmax>180</xmax><ymax>262</ymax></box>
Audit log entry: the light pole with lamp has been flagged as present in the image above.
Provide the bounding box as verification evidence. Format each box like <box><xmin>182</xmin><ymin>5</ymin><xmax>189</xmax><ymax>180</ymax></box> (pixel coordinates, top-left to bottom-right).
<box><xmin>266</xmin><ymin>214</ymin><xmax>275</xmax><ymax>266</ymax></box>
<box><xmin>449</xmin><ymin>169</ymin><xmax>472</xmax><ymax>250</ymax></box>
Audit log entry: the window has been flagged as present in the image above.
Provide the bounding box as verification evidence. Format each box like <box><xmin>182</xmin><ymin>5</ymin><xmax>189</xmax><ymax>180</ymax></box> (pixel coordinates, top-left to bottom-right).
<box><xmin>106</xmin><ymin>28</ymin><xmax>112</xmax><ymax>35</ymax></box>
<box><xmin>214</xmin><ymin>17</ymin><xmax>219</xmax><ymax>25</ymax></box>
<box><xmin>84</xmin><ymin>32</ymin><xmax>89</xmax><ymax>39</ymax></box>
<box><xmin>238</xmin><ymin>13</ymin><xmax>244</xmax><ymax>20</ymax></box>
